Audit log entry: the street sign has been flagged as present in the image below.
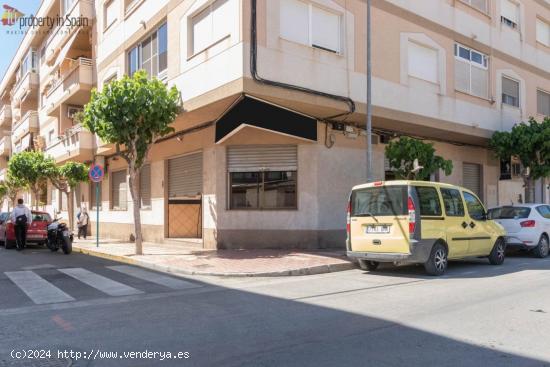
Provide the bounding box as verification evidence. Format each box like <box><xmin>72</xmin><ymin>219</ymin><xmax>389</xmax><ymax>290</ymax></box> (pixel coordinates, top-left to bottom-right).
<box><xmin>89</xmin><ymin>164</ymin><xmax>104</xmax><ymax>183</ymax></box>
<box><xmin>88</xmin><ymin>164</ymin><xmax>104</xmax><ymax>248</ymax></box>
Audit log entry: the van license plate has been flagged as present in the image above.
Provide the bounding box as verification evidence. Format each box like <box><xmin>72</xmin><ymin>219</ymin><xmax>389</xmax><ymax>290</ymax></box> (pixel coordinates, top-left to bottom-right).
<box><xmin>365</xmin><ymin>225</ymin><xmax>390</xmax><ymax>234</ymax></box>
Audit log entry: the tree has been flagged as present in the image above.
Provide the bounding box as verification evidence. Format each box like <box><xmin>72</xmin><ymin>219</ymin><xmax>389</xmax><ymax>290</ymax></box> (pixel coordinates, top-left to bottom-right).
<box><xmin>49</xmin><ymin>161</ymin><xmax>89</xmax><ymax>231</ymax></box>
<box><xmin>385</xmin><ymin>137</ymin><xmax>453</xmax><ymax>180</ymax></box>
<box><xmin>1</xmin><ymin>174</ymin><xmax>24</xmax><ymax>211</ymax></box>
<box><xmin>8</xmin><ymin>151</ymin><xmax>57</xmax><ymax>209</ymax></box>
<box><xmin>489</xmin><ymin>117</ymin><xmax>550</xmax><ymax>203</ymax></box>
<box><xmin>82</xmin><ymin>70</ymin><xmax>180</xmax><ymax>254</ymax></box>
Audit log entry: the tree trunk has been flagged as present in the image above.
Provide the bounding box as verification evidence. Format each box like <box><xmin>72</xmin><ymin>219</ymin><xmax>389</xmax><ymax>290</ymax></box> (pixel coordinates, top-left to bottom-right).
<box><xmin>66</xmin><ymin>189</ymin><xmax>74</xmax><ymax>232</ymax></box>
<box><xmin>524</xmin><ymin>177</ymin><xmax>534</xmax><ymax>204</ymax></box>
<box><xmin>128</xmin><ymin>164</ymin><xmax>143</xmax><ymax>255</ymax></box>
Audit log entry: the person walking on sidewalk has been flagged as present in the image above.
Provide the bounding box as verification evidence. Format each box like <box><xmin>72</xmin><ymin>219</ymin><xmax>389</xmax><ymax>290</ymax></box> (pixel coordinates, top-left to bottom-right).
<box><xmin>77</xmin><ymin>207</ymin><xmax>89</xmax><ymax>240</ymax></box>
<box><xmin>10</xmin><ymin>198</ymin><xmax>32</xmax><ymax>251</ymax></box>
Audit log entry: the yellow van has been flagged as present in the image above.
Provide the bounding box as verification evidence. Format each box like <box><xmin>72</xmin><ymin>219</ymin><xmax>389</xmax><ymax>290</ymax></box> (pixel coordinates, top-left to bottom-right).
<box><xmin>346</xmin><ymin>181</ymin><xmax>506</xmax><ymax>275</ymax></box>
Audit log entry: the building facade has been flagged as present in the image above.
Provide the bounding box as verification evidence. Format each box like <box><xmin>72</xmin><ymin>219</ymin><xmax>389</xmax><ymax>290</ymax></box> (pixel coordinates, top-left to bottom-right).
<box><xmin>0</xmin><ymin>0</ymin><xmax>549</xmax><ymax>249</ymax></box>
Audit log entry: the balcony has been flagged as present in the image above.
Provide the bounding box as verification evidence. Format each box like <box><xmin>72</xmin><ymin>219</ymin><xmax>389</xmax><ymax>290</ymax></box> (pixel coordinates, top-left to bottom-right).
<box><xmin>10</xmin><ymin>72</ymin><xmax>39</xmax><ymax>104</ymax></box>
<box><xmin>44</xmin><ymin>0</ymin><xmax>94</xmax><ymax>65</ymax></box>
<box><xmin>12</xmin><ymin>111</ymin><xmax>39</xmax><ymax>143</ymax></box>
<box><xmin>0</xmin><ymin>105</ymin><xmax>11</xmax><ymax>128</ymax></box>
<box><xmin>45</xmin><ymin>124</ymin><xmax>94</xmax><ymax>163</ymax></box>
<box><xmin>45</xmin><ymin>58</ymin><xmax>93</xmax><ymax>116</ymax></box>
<box><xmin>0</xmin><ymin>136</ymin><xmax>11</xmax><ymax>157</ymax></box>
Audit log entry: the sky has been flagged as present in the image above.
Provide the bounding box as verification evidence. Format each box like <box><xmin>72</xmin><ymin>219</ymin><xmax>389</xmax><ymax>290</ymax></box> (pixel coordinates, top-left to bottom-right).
<box><xmin>0</xmin><ymin>0</ymin><xmax>42</xmax><ymax>79</ymax></box>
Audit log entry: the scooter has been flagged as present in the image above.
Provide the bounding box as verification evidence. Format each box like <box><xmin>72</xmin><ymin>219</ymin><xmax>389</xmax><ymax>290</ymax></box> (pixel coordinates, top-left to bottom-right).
<box><xmin>47</xmin><ymin>218</ymin><xmax>73</xmax><ymax>255</ymax></box>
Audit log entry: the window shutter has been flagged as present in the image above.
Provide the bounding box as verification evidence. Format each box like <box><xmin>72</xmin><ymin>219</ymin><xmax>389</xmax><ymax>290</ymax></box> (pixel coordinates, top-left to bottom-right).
<box><xmin>192</xmin><ymin>7</ymin><xmax>212</xmax><ymax>54</ymax></box>
<box><xmin>454</xmin><ymin>59</ymin><xmax>471</xmax><ymax>93</ymax></box>
<box><xmin>502</xmin><ymin>77</ymin><xmax>519</xmax><ymax>103</ymax></box>
<box><xmin>227</xmin><ymin>145</ymin><xmax>298</xmax><ymax>172</ymax></box>
<box><xmin>471</xmin><ymin>66</ymin><xmax>489</xmax><ymax>98</ymax></box>
<box><xmin>140</xmin><ymin>164</ymin><xmax>151</xmax><ymax>208</ymax></box>
<box><xmin>501</xmin><ymin>0</ymin><xmax>518</xmax><ymax>24</ymax></box>
<box><xmin>311</xmin><ymin>6</ymin><xmax>340</xmax><ymax>52</ymax></box>
<box><xmin>111</xmin><ymin>170</ymin><xmax>127</xmax><ymax>210</ymax></box>
<box><xmin>168</xmin><ymin>152</ymin><xmax>203</xmax><ymax>198</ymax></box>
<box><xmin>536</xmin><ymin>19</ymin><xmax>550</xmax><ymax>46</ymax></box>
<box><xmin>463</xmin><ymin>163</ymin><xmax>482</xmax><ymax>200</ymax></box>
<box><xmin>212</xmin><ymin>0</ymin><xmax>233</xmax><ymax>42</ymax></box>
<box><xmin>407</xmin><ymin>41</ymin><xmax>438</xmax><ymax>84</ymax></box>
<box><xmin>280</xmin><ymin>0</ymin><xmax>309</xmax><ymax>46</ymax></box>
<box><xmin>538</xmin><ymin>90</ymin><xmax>550</xmax><ymax>116</ymax></box>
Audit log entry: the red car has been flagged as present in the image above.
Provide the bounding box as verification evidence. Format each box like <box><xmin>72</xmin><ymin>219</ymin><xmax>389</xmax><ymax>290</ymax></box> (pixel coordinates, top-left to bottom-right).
<box><xmin>0</xmin><ymin>211</ymin><xmax>52</xmax><ymax>249</ymax></box>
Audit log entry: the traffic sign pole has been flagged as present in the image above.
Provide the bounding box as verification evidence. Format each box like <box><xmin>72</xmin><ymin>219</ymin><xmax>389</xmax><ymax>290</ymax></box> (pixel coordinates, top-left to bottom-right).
<box><xmin>88</xmin><ymin>164</ymin><xmax>105</xmax><ymax>249</ymax></box>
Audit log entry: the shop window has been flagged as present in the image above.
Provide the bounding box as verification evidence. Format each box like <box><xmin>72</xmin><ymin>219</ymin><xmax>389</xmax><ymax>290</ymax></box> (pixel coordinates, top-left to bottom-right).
<box><xmin>230</xmin><ymin>171</ymin><xmax>297</xmax><ymax>209</ymax></box>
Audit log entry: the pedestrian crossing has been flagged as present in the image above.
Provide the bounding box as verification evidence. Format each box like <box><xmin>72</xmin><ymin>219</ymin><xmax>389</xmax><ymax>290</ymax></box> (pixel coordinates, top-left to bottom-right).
<box><xmin>2</xmin><ymin>266</ymin><xmax>202</xmax><ymax>307</ymax></box>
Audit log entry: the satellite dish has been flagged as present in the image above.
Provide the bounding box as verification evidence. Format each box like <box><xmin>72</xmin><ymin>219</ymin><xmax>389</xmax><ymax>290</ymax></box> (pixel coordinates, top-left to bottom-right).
<box><xmin>411</xmin><ymin>159</ymin><xmax>423</xmax><ymax>174</ymax></box>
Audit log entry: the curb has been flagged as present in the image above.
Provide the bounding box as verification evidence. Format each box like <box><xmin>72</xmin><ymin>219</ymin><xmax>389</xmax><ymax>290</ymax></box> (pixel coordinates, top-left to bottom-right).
<box><xmin>72</xmin><ymin>246</ymin><xmax>358</xmax><ymax>277</ymax></box>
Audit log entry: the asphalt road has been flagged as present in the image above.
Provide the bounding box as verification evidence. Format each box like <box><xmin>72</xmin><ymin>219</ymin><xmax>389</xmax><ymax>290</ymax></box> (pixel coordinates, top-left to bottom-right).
<box><xmin>1</xmin><ymin>245</ymin><xmax>550</xmax><ymax>367</ymax></box>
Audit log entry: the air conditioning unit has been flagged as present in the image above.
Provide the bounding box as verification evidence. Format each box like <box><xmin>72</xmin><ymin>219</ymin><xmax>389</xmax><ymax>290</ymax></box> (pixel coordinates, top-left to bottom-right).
<box><xmin>67</xmin><ymin>106</ymin><xmax>83</xmax><ymax>119</ymax></box>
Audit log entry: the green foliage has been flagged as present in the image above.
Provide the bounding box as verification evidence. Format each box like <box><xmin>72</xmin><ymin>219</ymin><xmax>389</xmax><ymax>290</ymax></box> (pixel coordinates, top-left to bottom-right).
<box><xmin>385</xmin><ymin>137</ymin><xmax>453</xmax><ymax>180</ymax></box>
<box><xmin>82</xmin><ymin>70</ymin><xmax>180</xmax><ymax>167</ymax></box>
<box><xmin>8</xmin><ymin>151</ymin><xmax>57</xmax><ymax>194</ymax></box>
<box><xmin>489</xmin><ymin>117</ymin><xmax>550</xmax><ymax>181</ymax></box>
<box><xmin>58</xmin><ymin>161</ymin><xmax>89</xmax><ymax>188</ymax></box>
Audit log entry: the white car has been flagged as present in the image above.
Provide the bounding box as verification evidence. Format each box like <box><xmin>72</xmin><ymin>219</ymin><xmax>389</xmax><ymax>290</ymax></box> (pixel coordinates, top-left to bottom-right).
<box><xmin>488</xmin><ymin>204</ymin><xmax>550</xmax><ymax>258</ymax></box>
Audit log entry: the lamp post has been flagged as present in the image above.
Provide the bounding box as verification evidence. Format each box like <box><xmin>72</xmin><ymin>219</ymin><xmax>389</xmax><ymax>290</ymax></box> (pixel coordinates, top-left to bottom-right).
<box><xmin>366</xmin><ymin>0</ymin><xmax>373</xmax><ymax>182</ymax></box>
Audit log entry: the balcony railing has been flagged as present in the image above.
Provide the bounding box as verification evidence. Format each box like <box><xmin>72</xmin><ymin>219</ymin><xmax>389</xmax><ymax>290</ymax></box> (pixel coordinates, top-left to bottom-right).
<box><xmin>0</xmin><ymin>136</ymin><xmax>11</xmax><ymax>157</ymax></box>
<box><xmin>44</xmin><ymin>0</ymin><xmax>93</xmax><ymax>64</ymax></box>
<box><xmin>45</xmin><ymin>124</ymin><xmax>94</xmax><ymax>162</ymax></box>
<box><xmin>0</xmin><ymin>105</ymin><xmax>12</xmax><ymax>128</ymax></box>
<box><xmin>45</xmin><ymin>58</ymin><xmax>93</xmax><ymax>113</ymax></box>
<box><xmin>12</xmin><ymin>111</ymin><xmax>38</xmax><ymax>142</ymax></box>
<box><xmin>10</xmin><ymin>71</ymin><xmax>39</xmax><ymax>103</ymax></box>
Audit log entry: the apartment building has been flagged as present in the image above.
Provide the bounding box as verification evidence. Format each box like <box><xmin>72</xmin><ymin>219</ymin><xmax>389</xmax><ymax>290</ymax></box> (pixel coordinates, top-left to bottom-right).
<box><xmin>0</xmin><ymin>0</ymin><xmax>548</xmax><ymax>250</ymax></box>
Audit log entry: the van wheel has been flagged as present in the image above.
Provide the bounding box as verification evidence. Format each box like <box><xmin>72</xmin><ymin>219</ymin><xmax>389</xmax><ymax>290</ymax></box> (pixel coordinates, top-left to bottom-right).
<box><xmin>424</xmin><ymin>243</ymin><xmax>448</xmax><ymax>276</ymax></box>
<box><xmin>358</xmin><ymin>260</ymin><xmax>379</xmax><ymax>271</ymax></box>
<box><xmin>533</xmin><ymin>235</ymin><xmax>549</xmax><ymax>259</ymax></box>
<box><xmin>488</xmin><ymin>238</ymin><xmax>506</xmax><ymax>265</ymax></box>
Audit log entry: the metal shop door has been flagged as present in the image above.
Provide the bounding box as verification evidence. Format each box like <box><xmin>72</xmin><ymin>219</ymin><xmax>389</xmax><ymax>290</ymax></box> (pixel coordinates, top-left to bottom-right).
<box><xmin>463</xmin><ymin>162</ymin><xmax>482</xmax><ymax>201</ymax></box>
<box><xmin>167</xmin><ymin>152</ymin><xmax>203</xmax><ymax>238</ymax></box>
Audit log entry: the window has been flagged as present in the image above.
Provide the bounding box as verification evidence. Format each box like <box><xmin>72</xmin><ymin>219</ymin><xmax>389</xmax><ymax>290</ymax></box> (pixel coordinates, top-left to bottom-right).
<box><xmin>139</xmin><ymin>164</ymin><xmax>151</xmax><ymax>209</ymax></box>
<box><xmin>48</xmin><ymin>130</ymin><xmax>54</xmax><ymax>144</ymax></box>
<box><xmin>501</xmin><ymin>0</ymin><xmax>519</xmax><ymax>29</ymax></box>
<box><xmin>111</xmin><ymin>170</ymin><xmax>127</xmax><ymax>210</ymax></box>
<box><xmin>127</xmin><ymin>23</ymin><xmax>167</xmax><ymax>78</ymax></box>
<box><xmin>441</xmin><ymin>188</ymin><xmax>465</xmax><ymax>217</ymax></box>
<box><xmin>454</xmin><ymin>43</ymin><xmax>488</xmax><ymax>98</ymax></box>
<box><xmin>537</xmin><ymin>19</ymin><xmax>550</xmax><ymax>47</ymax></box>
<box><xmin>104</xmin><ymin>0</ymin><xmax>118</xmax><ymax>31</ymax></box>
<box><xmin>488</xmin><ymin>206</ymin><xmax>530</xmax><ymax>219</ymax></box>
<box><xmin>191</xmin><ymin>0</ymin><xmax>234</xmax><ymax>55</ymax></box>
<box><xmin>280</xmin><ymin>0</ymin><xmax>341</xmax><ymax>53</ymax></box>
<box><xmin>538</xmin><ymin>89</ymin><xmax>550</xmax><ymax>116</ymax></box>
<box><xmin>502</xmin><ymin>76</ymin><xmax>520</xmax><ymax>107</ymax></box>
<box><xmin>407</xmin><ymin>41</ymin><xmax>438</xmax><ymax>84</ymax></box>
<box><xmin>462</xmin><ymin>0</ymin><xmax>488</xmax><ymax>13</ymax></box>
<box><xmin>90</xmin><ymin>182</ymin><xmax>102</xmax><ymax>210</ymax></box>
<box><xmin>414</xmin><ymin>186</ymin><xmax>442</xmax><ymax>216</ymax></box>
<box><xmin>19</xmin><ymin>49</ymin><xmax>37</xmax><ymax>79</ymax></box>
<box><xmin>64</xmin><ymin>0</ymin><xmax>76</xmax><ymax>14</ymax></box>
<box><xmin>33</xmin><ymin>213</ymin><xmax>52</xmax><ymax>222</ymax></box>
<box><xmin>230</xmin><ymin>171</ymin><xmax>297</xmax><ymax>209</ymax></box>
<box><xmin>39</xmin><ymin>47</ymin><xmax>45</xmax><ymax>65</ymax></box>
<box><xmin>536</xmin><ymin>205</ymin><xmax>550</xmax><ymax>219</ymax></box>
<box><xmin>351</xmin><ymin>186</ymin><xmax>408</xmax><ymax>216</ymax></box>
<box><xmin>463</xmin><ymin>191</ymin><xmax>486</xmax><ymax>220</ymax></box>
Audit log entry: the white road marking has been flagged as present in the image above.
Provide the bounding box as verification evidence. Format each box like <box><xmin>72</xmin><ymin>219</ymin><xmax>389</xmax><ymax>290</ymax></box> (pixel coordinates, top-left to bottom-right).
<box><xmin>58</xmin><ymin>268</ymin><xmax>143</xmax><ymax>296</ymax></box>
<box><xmin>5</xmin><ymin>271</ymin><xmax>75</xmax><ymax>305</ymax></box>
<box><xmin>107</xmin><ymin>265</ymin><xmax>201</xmax><ymax>290</ymax></box>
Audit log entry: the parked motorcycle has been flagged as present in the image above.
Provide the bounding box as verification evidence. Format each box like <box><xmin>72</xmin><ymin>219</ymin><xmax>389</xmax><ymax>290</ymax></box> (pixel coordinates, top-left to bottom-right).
<box><xmin>47</xmin><ymin>218</ymin><xmax>73</xmax><ymax>255</ymax></box>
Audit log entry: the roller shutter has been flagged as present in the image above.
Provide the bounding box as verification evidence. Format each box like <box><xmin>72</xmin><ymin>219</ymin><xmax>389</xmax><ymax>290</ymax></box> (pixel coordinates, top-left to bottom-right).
<box><xmin>168</xmin><ymin>152</ymin><xmax>203</xmax><ymax>198</ymax></box>
<box><xmin>463</xmin><ymin>163</ymin><xmax>482</xmax><ymax>200</ymax></box>
<box><xmin>111</xmin><ymin>170</ymin><xmax>127</xmax><ymax>210</ymax></box>
<box><xmin>227</xmin><ymin>145</ymin><xmax>297</xmax><ymax>172</ymax></box>
<box><xmin>140</xmin><ymin>164</ymin><xmax>151</xmax><ymax>208</ymax></box>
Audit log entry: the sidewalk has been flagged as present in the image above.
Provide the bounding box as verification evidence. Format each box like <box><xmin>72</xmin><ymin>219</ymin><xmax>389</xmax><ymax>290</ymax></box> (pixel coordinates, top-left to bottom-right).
<box><xmin>72</xmin><ymin>239</ymin><xmax>357</xmax><ymax>277</ymax></box>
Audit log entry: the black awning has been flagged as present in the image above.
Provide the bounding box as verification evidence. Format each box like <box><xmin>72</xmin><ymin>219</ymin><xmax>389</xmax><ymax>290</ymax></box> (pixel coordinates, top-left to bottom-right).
<box><xmin>215</xmin><ymin>96</ymin><xmax>317</xmax><ymax>143</ymax></box>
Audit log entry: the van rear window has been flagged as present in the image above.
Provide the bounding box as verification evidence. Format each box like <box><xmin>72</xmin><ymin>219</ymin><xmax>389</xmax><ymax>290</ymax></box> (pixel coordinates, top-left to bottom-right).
<box><xmin>488</xmin><ymin>207</ymin><xmax>530</xmax><ymax>219</ymax></box>
<box><xmin>351</xmin><ymin>186</ymin><xmax>407</xmax><ymax>216</ymax></box>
